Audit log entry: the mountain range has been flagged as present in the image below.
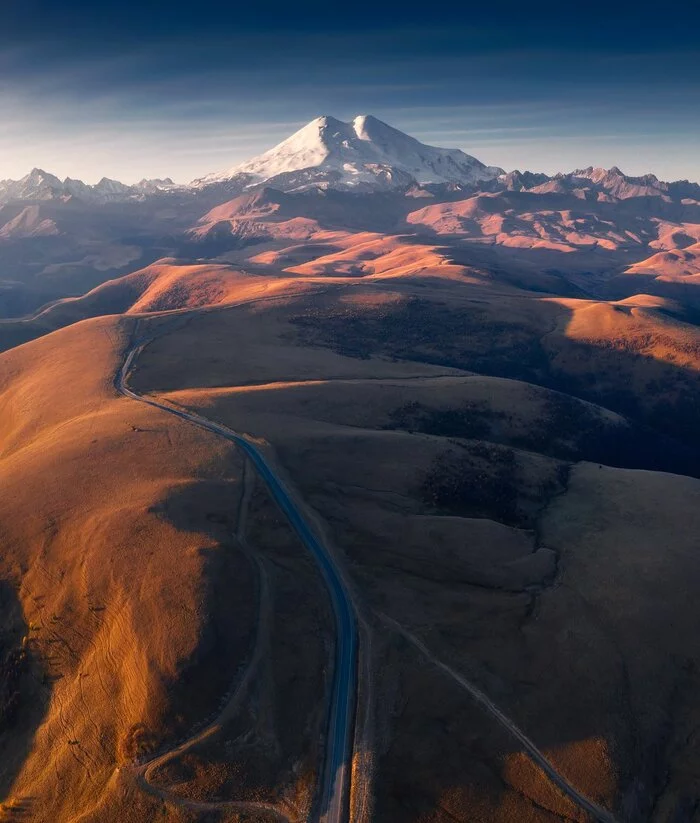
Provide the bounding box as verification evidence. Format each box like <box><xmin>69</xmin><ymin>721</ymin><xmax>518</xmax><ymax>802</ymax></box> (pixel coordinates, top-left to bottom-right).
<box><xmin>2</xmin><ymin>115</ymin><xmax>698</xmax><ymax>206</ymax></box>
<box><xmin>1</xmin><ymin>114</ymin><xmax>699</xmax><ymax>323</ymax></box>
<box><xmin>0</xmin><ymin>167</ymin><xmax>183</xmax><ymax>206</ymax></box>
<box><xmin>4</xmin><ymin>113</ymin><xmax>700</xmax><ymax>823</ymax></box>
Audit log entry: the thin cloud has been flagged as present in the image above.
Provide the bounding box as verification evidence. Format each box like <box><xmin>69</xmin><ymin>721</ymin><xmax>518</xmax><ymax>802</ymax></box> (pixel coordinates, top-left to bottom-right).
<box><xmin>1</xmin><ymin>9</ymin><xmax>698</xmax><ymax>183</ymax></box>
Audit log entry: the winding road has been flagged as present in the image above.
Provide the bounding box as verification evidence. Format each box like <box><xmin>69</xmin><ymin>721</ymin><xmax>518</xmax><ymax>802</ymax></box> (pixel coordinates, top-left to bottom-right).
<box><xmin>384</xmin><ymin>616</ymin><xmax>620</xmax><ymax>823</ymax></box>
<box><xmin>116</xmin><ymin>323</ymin><xmax>618</xmax><ymax>823</ymax></box>
<box><xmin>130</xmin><ymin>459</ymin><xmax>292</xmax><ymax>820</ymax></box>
<box><xmin>116</xmin><ymin>337</ymin><xmax>358</xmax><ymax>823</ymax></box>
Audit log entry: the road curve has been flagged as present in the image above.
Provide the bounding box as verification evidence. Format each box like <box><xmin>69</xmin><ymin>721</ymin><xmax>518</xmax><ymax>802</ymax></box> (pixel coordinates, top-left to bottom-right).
<box><xmin>385</xmin><ymin>616</ymin><xmax>620</xmax><ymax>823</ymax></box>
<box><xmin>116</xmin><ymin>339</ymin><xmax>358</xmax><ymax>823</ymax></box>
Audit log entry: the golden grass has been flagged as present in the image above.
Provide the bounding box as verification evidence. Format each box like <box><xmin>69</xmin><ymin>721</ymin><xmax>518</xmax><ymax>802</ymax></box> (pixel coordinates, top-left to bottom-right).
<box><xmin>0</xmin><ymin>317</ymin><xmax>260</xmax><ymax>821</ymax></box>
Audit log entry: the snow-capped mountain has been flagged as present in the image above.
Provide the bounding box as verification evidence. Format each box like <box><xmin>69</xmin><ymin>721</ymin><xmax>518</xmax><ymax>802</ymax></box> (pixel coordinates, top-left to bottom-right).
<box><xmin>134</xmin><ymin>177</ymin><xmax>181</xmax><ymax>195</ymax></box>
<box><xmin>496</xmin><ymin>165</ymin><xmax>700</xmax><ymax>201</ymax></box>
<box><xmin>2</xmin><ymin>116</ymin><xmax>698</xmax><ymax>208</ymax></box>
<box><xmin>192</xmin><ymin>115</ymin><xmax>505</xmax><ymax>191</ymax></box>
<box><xmin>0</xmin><ymin>169</ymin><xmax>66</xmax><ymax>202</ymax></box>
<box><xmin>0</xmin><ymin>169</ymin><xmax>185</xmax><ymax>206</ymax></box>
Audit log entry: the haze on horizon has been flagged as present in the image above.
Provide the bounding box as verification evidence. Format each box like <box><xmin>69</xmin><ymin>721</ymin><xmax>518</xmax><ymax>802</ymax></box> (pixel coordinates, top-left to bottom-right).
<box><xmin>2</xmin><ymin>0</ymin><xmax>699</xmax><ymax>185</ymax></box>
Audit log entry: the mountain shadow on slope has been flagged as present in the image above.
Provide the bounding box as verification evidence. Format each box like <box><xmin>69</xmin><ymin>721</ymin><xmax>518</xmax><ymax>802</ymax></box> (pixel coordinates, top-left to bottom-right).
<box><xmin>290</xmin><ymin>295</ymin><xmax>700</xmax><ymax>478</ymax></box>
<box><xmin>0</xmin><ymin>580</ymin><xmax>48</xmax><ymax>814</ymax></box>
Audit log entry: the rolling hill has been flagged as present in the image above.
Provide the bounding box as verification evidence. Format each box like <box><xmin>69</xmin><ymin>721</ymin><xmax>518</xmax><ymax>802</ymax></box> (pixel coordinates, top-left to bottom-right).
<box><xmin>2</xmin><ymin>114</ymin><xmax>700</xmax><ymax>823</ymax></box>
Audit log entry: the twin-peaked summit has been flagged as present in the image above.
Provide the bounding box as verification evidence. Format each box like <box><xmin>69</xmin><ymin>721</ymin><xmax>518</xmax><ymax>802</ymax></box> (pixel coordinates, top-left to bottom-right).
<box><xmin>0</xmin><ymin>116</ymin><xmax>504</xmax><ymax>203</ymax></box>
<box><xmin>4</xmin><ymin>115</ymin><xmax>698</xmax><ymax>206</ymax></box>
<box><xmin>193</xmin><ymin>114</ymin><xmax>505</xmax><ymax>190</ymax></box>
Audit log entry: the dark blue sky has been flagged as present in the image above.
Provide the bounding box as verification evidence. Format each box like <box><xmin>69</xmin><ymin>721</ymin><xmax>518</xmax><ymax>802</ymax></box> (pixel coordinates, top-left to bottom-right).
<box><xmin>2</xmin><ymin>0</ymin><xmax>698</xmax><ymax>182</ymax></box>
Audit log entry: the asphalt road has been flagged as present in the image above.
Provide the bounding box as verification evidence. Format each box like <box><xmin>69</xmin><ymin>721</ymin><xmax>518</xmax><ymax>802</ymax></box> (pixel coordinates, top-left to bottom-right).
<box><xmin>117</xmin><ymin>340</ymin><xmax>358</xmax><ymax>823</ymax></box>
